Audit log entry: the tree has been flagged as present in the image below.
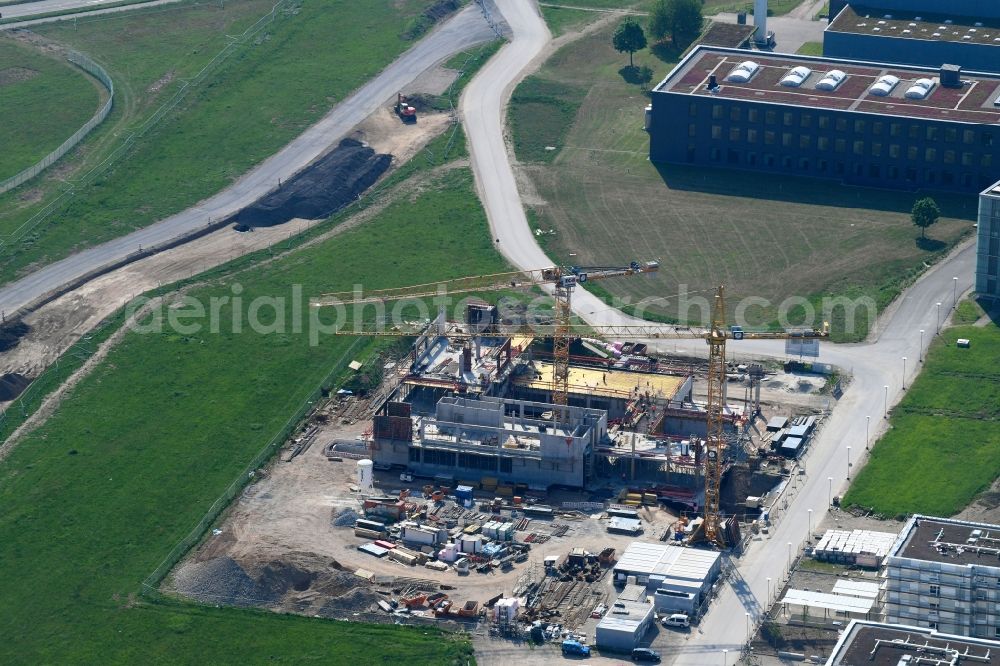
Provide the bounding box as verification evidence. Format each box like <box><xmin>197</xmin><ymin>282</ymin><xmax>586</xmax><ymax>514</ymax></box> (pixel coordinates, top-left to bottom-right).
<box><xmin>648</xmin><ymin>0</ymin><xmax>672</xmax><ymax>42</ymax></box>
<box><xmin>671</xmin><ymin>0</ymin><xmax>704</xmax><ymax>45</ymax></box>
<box><xmin>911</xmin><ymin>197</ymin><xmax>941</xmax><ymax>239</ymax></box>
<box><xmin>613</xmin><ymin>18</ymin><xmax>647</xmax><ymax>67</ymax></box>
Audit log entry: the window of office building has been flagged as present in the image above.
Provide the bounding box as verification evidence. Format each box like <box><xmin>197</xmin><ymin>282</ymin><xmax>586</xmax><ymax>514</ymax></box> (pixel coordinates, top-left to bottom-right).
<box><xmin>728</xmin><ymin>148</ymin><xmax>740</xmax><ymax>164</ymax></box>
<box><xmin>944</xmin><ymin>150</ymin><xmax>955</xmax><ymax>164</ymax></box>
<box><xmin>963</xmin><ymin>152</ymin><xmax>974</xmax><ymax>166</ymax></box>
<box><xmin>873</xmin><ymin>121</ymin><xmax>883</xmax><ymax>136</ymax></box>
<box><xmin>835</xmin><ymin>139</ymin><xmax>846</xmax><ymax>153</ymax></box>
<box><xmin>747</xmin><ymin>128</ymin><xmax>758</xmax><ymax>143</ymax></box>
<box><xmin>945</xmin><ymin>127</ymin><xmax>957</xmax><ymax>143</ymax></box>
<box><xmin>872</xmin><ymin>143</ymin><xmax>882</xmax><ymax>157</ymax></box>
<box><xmin>943</xmin><ymin>171</ymin><xmax>954</xmax><ymax>185</ymax></box>
<box><xmin>689</xmin><ymin>103</ymin><xmax>698</xmax><ymax>117</ymax></box>
<box><xmin>890</xmin><ymin>144</ymin><xmax>901</xmax><ymax>158</ymax></box>
<box><xmin>909</xmin><ymin>125</ymin><xmax>919</xmax><ymax>139</ymax></box>
<box><xmin>891</xmin><ymin>123</ymin><xmax>902</xmax><ymax>137</ymax></box>
<box><xmin>783</xmin><ymin>112</ymin><xmax>793</xmax><ymax>127</ymax></box>
<box><xmin>730</xmin><ymin>106</ymin><xmax>741</xmax><ymax>122</ymax></box>
<box><xmin>926</xmin><ymin>148</ymin><xmax>937</xmax><ymax>162</ymax></box>
<box><xmin>782</xmin><ymin>155</ymin><xmax>793</xmax><ymax>168</ymax></box>
<box><xmin>764</xmin><ymin>154</ymin><xmax>775</xmax><ymax>167</ymax></box>
<box><xmin>854</xmin><ymin>119</ymin><xmax>866</xmax><ymax>133</ymax></box>
<box><xmin>907</xmin><ymin>146</ymin><xmax>918</xmax><ymax>160</ymax></box>
<box><xmin>730</xmin><ymin>127</ymin><xmax>741</xmax><ymax>141</ymax></box>
<box><xmin>836</xmin><ymin>118</ymin><xmax>847</xmax><ymax>131</ymax></box>
<box><xmin>712</xmin><ymin>125</ymin><xmax>722</xmax><ymax>139</ymax></box>
<box><xmin>983</xmin><ymin>154</ymin><xmax>993</xmax><ymax>167</ymax></box>
<box><xmin>996</xmin><ymin>627</ymin><xmax>1000</xmax><ymax>640</ymax></box>
<box><xmin>818</xmin><ymin>136</ymin><xmax>830</xmax><ymax>151</ymax></box>
<box><xmin>799</xmin><ymin>135</ymin><xmax>811</xmax><ymax>149</ymax></box>
<box><xmin>712</xmin><ymin>104</ymin><xmax>723</xmax><ymax>120</ymax></box>
<box><xmin>710</xmin><ymin>147</ymin><xmax>721</xmax><ymax>161</ymax></box>
<box><xmin>747</xmin><ymin>152</ymin><xmax>757</xmax><ymax>165</ymax></box>
<box><xmin>782</xmin><ymin>132</ymin><xmax>793</xmax><ymax>147</ymax></box>
<box><xmin>927</xmin><ymin>126</ymin><xmax>940</xmax><ymax>141</ymax></box>
<box><xmin>853</xmin><ymin>140</ymin><xmax>865</xmax><ymax>155</ymax></box>
<box><xmin>930</xmin><ymin>584</ymin><xmax>941</xmax><ymax>596</ymax></box>
<box><xmin>836</xmin><ymin>162</ymin><xmax>845</xmax><ymax>174</ymax></box>
<box><xmin>888</xmin><ymin>165</ymin><xmax>899</xmax><ymax>179</ymax></box>
<box><xmin>984</xmin><ymin>132</ymin><xmax>994</xmax><ymax>147</ymax></box>
<box><xmin>818</xmin><ymin>115</ymin><xmax>830</xmax><ymax>129</ymax></box>
<box><xmin>799</xmin><ymin>157</ymin><xmax>810</xmax><ymax>170</ymax></box>
<box><xmin>906</xmin><ymin>167</ymin><xmax>916</xmax><ymax>181</ymax></box>
<box><xmin>800</xmin><ymin>114</ymin><xmax>812</xmax><ymax>128</ymax></box>
<box><xmin>964</xmin><ymin>129</ymin><xmax>976</xmax><ymax>144</ymax></box>
<box><xmin>818</xmin><ymin>159</ymin><xmax>828</xmax><ymax>171</ymax></box>
<box><xmin>686</xmin><ymin>145</ymin><xmax>696</xmax><ymax>162</ymax></box>
<box><xmin>869</xmin><ymin>164</ymin><xmax>880</xmax><ymax>178</ymax></box>
<box><xmin>688</xmin><ymin>124</ymin><xmax>697</xmax><ymax>138</ymax></box>
<box><xmin>748</xmin><ymin>108</ymin><xmax>759</xmax><ymax>123</ymax></box>
<box><xmin>766</xmin><ymin>110</ymin><xmax>777</xmax><ymax>125</ymax></box>
<box><xmin>765</xmin><ymin>131</ymin><xmax>776</xmax><ymax>145</ymax></box>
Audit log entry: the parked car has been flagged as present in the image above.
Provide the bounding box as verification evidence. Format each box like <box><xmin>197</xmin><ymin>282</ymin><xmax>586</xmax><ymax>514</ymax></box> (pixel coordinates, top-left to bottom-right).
<box><xmin>662</xmin><ymin>613</ymin><xmax>690</xmax><ymax>628</ymax></box>
<box><xmin>399</xmin><ymin>471</ymin><xmax>414</xmax><ymax>483</ymax></box>
<box><xmin>631</xmin><ymin>648</ymin><xmax>661</xmax><ymax>662</ymax></box>
<box><xmin>561</xmin><ymin>639</ymin><xmax>590</xmax><ymax>657</ymax></box>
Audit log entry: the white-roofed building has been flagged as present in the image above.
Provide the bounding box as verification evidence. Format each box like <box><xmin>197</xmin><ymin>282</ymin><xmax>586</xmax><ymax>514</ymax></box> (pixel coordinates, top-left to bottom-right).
<box><xmin>595</xmin><ymin>584</ymin><xmax>656</xmax><ymax>652</ymax></box>
<box><xmin>813</xmin><ymin>529</ymin><xmax>898</xmax><ymax>567</ymax></box>
<box><xmin>613</xmin><ymin>542</ymin><xmax>721</xmax><ymax>613</ymax></box>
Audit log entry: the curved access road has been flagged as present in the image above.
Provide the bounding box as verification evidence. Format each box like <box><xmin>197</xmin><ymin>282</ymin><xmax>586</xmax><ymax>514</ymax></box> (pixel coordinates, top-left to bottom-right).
<box><xmin>0</xmin><ymin>4</ymin><xmax>496</xmax><ymax>317</ymax></box>
<box><xmin>0</xmin><ymin>0</ymin><xmax>183</xmax><ymax>27</ymax></box>
<box><xmin>461</xmin><ymin>1</ymin><xmax>978</xmax><ymax>663</ymax></box>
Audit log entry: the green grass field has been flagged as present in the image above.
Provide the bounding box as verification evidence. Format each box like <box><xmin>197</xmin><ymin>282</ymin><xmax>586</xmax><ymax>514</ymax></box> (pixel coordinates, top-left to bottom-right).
<box><xmin>796</xmin><ymin>41</ymin><xmax>824</xmax><ymax>55</ymax></box>
<box><xmin>0</xmin><ymin>145</ymin><xmax>498</xmax><ymax>662</ymax></box>
<box><xmin>0</xmin><ymin>0</ymin><xmax>435</xmax><ymax>284</ymax></box>
<box><xmin>844</xmin><ymin>316</ymin><xmax>1000</xmax><ymax>517</ymax></box>
<box><xmin>507</xmin><ymin>22</ymin><xmax>975</xmax><ymax>341</ymax></box>
<box><xmin>0</xmin><ymin>36</ymin><xmax>101</xmax><ymax>179</ymax></box>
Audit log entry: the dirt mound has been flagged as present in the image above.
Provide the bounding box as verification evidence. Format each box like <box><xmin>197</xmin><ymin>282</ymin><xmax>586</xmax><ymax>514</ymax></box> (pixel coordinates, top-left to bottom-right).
<box><xmin>172</xmin><ymin>556</ymin><xmax>258</xmax><ymax>607</ymax></box>
<box><xmin>0</xmin><ymin>321</ymin><xmax>30</xmax><ymax>352</ymax></box>
<box><xmin>254</xmin><ymin>560</ymin><xmax>317</xmax><ymax>600</ymax></box>
<box><xmin>316</xmin><ymin>587</ymin><xmax>382</xmax><ymax>616</ymax></box>
<box><xmin>0</xmin><ymin>373</ymin><xmax>31</xmax><ymax>401</ymax></box>
<box><xmin>232</xmin><ymin>138</ymin><xmax>390</xmax><ymax>227</ymax></box>
<box><xmin>423</xmin><ymin>0</ymin><xmax>460</xmax><ymax>21</ymax></box>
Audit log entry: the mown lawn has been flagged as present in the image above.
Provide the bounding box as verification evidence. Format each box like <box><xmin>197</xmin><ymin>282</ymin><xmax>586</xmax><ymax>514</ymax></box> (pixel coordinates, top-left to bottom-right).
<box><xmin>0</xmin><ymin>0</ymin><xmax>437</xmax><ymax>284</ymax></box>
<box><xmin>506</xmin><ymin>20</ymin><xmax>975</xmax><ymax>342</ymax></box>
<box><xmin>844</xmin><ymin>319</ymin><xmax>1000</xmax><ymax>517</ymax></box>
<box><xmin>0</xmin><ymin>36</ymin><xmax>100</xmax><ymax>179</ymax></box>
<box><xmin>0</xmin><ymin>162</ymin><xmax>500</xmax><ymax>663</ymax></box>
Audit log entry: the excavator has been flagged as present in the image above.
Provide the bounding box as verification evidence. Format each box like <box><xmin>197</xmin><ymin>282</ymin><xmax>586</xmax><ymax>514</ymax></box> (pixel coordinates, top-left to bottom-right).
<box><xmin>312</xmin><ymin>262</ymin><xmax>827</xmax><ymax>547</ymax></box>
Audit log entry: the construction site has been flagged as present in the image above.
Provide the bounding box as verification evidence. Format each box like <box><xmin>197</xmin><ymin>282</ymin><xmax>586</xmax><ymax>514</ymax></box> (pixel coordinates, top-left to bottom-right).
<box><xmin>168</xmin><ymin>262</ymin><xmax>834</xmax><ymax>657</ymax></box>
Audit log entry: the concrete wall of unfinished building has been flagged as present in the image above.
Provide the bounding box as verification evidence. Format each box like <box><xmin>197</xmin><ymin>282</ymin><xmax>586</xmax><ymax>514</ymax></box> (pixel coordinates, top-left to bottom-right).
<box><xmin>829</xmin><ymin>0</ymin><xmax>1000</xmax><ymax>22</ymax></box>
<box><xmin>649</xmin><ymin>90</ymin><xmax>1000</xmax><ymax>193</ymax></box>
<box><xmin>824</xmin><ymin>30</ymin><xmax>1000</xmax><ymax>73</ymax></box>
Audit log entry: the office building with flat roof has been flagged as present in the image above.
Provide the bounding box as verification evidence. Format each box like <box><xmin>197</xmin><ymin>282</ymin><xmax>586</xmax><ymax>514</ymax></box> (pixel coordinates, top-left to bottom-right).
<box><xmin>649</xmin><ymin>46</ymin><xmax>1000</xmax><ymax>193</ymax></box>
<box><xmin>978</xmin><ymin>180</ymin><xmax>1000</xmax><ymax>301</ymax></box>
<box><xmin>826</xmin><ymin>620</ymin><xmax>1000</xmax><ymax>665</ymax></box>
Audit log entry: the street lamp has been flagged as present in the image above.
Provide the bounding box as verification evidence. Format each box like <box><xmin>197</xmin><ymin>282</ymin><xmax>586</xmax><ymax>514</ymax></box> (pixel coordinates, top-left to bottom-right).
<box><xmin>787</xmin><ymin>542</ymin><xmax>793</xmax><ymax>570</ymax></box>
<box><xmin>807</xmin><ymin>509</ymin><xmax>813</xmax><ymax>541</ymax></box>
<box><xmin>866</xmin><ymin>415</ymin><xmax>871</xmax><ymax>450</ymax></box>
<box><xmin>847</xmin><ymin>446</ymin><xmax>852</xmax><ymax>480</ymax></box>
<box><xmin>884</xmin><ymin>385</ymin><xmax>889</xmax><ymax>419</ymax></box>
<box><xmin>746</xmin><ymin>611</ymin><xmax>751</xmax><ymax>640</ymax></box>
<box><xmin>953</xmin><ymin>276</ymin><xmax>958</xmax><ymax>307</ymax></box>
<box><xmin>902</xmin><ymin>357</ymin><xmax>907</xmax><ymax>390</ymax></box>
<box><xmin>767</xmin><ymin>577</ymin><xmax>772</xmax><ymax>606</ymax></box>
<box><xmin>828</xmin><ymin>477</ymin><xmax>833</xmax><ymax>506</ymax></box>
<box><xmin>936</xmin><ymin>302</ymin><xmax>942</xmax><ymax>333</ymax></box>
<box><xmin>722</xmin><ymin>649</ymin><xmax>728</xmax><ymax>665</ymax></box>
<box><xmin>919</xmin><ymin>330</ymin><xmax>924</xmax><ymax>363</ymax></box>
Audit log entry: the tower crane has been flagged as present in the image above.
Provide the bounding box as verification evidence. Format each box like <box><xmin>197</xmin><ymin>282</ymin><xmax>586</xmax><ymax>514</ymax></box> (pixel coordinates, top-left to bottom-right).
<box><xmin>312</xmin><ymin>268</ymin><xmax>827</xmax><ymax>548</ymax></box>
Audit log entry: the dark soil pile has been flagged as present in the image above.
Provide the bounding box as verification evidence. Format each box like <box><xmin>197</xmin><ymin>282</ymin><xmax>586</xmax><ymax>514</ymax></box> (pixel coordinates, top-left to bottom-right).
<box><xmin>232</xmin><ymin>138</ymin><xmax>390</xmax><ymax>227</ymax></box>
<box><xmin>0</xmin><ymin>321</ymin><xmax>30</xmax><ymax>352</ymax></box>
<box><xmin>0</xmin><ymin>373</ymin><xmax>31</xmax><ymax>401</ymax></box>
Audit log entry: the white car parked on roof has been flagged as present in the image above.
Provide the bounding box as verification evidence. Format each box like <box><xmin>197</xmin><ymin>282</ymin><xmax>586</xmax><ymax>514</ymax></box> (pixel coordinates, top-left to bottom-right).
<box><xmin>815</xmin><ymin>69</ymin><xmax>847</xmax><ymax>91</ymax></box>
<box><xmin>904</xmin><ymin>77</ymin><xmax>935</xmax><ymax>99</ymax></box>
<box><xmin>869</xmin><ymin>74</ymin><xmax>900</xmax><ymax>96</ymax></box>
<box><xmin>726</xmin><ymin>60</ymin><xmax>759</xmax><ymax>83</ymax></box>
<box><xmin>780</xmin><ymin>66</ymin><xmax>812</xmax><ymax>87</ymax></box>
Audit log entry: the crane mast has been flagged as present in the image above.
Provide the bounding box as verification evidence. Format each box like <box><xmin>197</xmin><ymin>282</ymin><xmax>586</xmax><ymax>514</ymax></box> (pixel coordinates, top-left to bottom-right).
<box><xmin>703</xmin><ymin>286</ymin><xmax>728</xmax><ymax>546</ymax></box>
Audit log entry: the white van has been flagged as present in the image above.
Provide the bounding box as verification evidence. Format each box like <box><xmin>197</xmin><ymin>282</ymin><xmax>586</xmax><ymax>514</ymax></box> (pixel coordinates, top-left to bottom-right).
<box><xmin>662</xmin><ymin>613</ymin><xmax>690</xmax><ymax>628</ymax></box>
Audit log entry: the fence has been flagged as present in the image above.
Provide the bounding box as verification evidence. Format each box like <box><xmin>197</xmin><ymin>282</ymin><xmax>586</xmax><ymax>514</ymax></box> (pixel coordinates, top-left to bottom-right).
<box><xmin>0</xmin><ymin>50</ymin><xmax>114</xmax><ymax>196</ymax></box>
<box><xmin>140</xmin><ymin>335</ymin><xmax>367</xmax><ymax>593</ymax></box>
<box><xmin>0</xmin><ymin>0</ymin><xmax>295</xmax><ymax>251</ymax></box>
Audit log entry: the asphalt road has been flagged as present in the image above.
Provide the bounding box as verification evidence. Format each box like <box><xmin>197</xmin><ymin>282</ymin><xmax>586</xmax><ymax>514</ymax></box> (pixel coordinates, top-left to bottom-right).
<box><xmin>0</xmin><ymin>0</ymin><xmax>179</xmax><ymax>24</ymax></box>
<box><xmin>0</xmin><ymin>4</ymin><xmax>496</xmax><ymax>316</ymax></box>
<box><xmin>463</xmin><ymin>2</ymin><xmax>978</xmax><ymax>664</ymax></box>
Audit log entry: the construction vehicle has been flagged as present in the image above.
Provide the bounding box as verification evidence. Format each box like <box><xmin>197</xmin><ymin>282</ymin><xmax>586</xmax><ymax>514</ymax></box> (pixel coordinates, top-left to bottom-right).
<box><xmin>313</xmin><ymin>267</ymin><xmax>826</xmax><ymax>549</ymax></box>
<box><xmin>394</xmin><ymin>92</ymin><xmax>416</xmax><ymax>123</ymax></box>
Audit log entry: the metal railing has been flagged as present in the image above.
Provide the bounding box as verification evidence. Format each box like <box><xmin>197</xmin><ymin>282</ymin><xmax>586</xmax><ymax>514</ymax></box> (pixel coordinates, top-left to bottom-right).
<box><xmin>0</xmin><ymin>50</ymin><xmax>114</xmax><ymax>195</ymax></box>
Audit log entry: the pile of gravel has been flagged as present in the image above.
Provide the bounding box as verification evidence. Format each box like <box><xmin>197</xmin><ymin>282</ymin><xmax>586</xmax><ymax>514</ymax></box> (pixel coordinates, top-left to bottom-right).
<box><xmin>332</xmin><ymin>508</ymin><xmax>359</xmax><ymax>528</ymax></box>
<box><xmin>317</xmin><ymin>587</ymin><xmax>381</xmax><ymax>616</ymax></box>
<box><xmin>173</xmin><ymin>557</ymin><xmax>257</xmax><ymax>607</ymax></box>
